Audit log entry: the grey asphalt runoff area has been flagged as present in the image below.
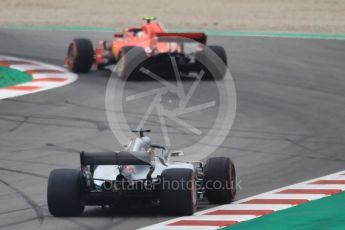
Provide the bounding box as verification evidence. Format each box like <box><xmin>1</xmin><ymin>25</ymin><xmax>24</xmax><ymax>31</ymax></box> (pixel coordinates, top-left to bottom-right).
<box><xmin>0</xmin><ymin>28</ymin><xmax>345</xmax><ymax>230</ymax></box>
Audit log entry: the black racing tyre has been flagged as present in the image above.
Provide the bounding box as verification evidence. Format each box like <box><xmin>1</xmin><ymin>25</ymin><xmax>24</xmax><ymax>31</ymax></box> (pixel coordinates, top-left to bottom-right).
<box><xmin>116</xmin><ymin>46</ymin><xmax>146</xmax><ymax>80</ymax></box>
<box><xmin>67</xmin><ymin>38</ymin><xmax>94</xmax><ymax>73</ymax></box>
<box><xmin>47</xmin><ymin>169</ymin><xmax>84</xmax><ymax>216</ymax></box>
<box><xmin>196</xmin><ymin>45</ymin><xmax>228</xmax><ymax>80</ymax></box>
<box><xmin>208</xmin><ymin>45</ymin><xmax>227</xmax><ymax>66</ymax></box>
<box><xmin>160</xmin><ymin>168</ymin><xmax>196</xmax><ymax>216</ymax></box>
<box><xmin>117</xmin><ymin>46</ymin><xmax>147</xmax><ymax>80</ymax></box>
<box><xmin>204</xmin><ymin>157</ymin><xmax>236</xmax><ymax>204</ymax></box>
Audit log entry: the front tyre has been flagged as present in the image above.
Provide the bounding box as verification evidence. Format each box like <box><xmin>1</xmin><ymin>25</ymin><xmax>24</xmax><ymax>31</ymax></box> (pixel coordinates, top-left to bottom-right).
<box><xmin>160</xmin><ymin>168</ymin><xmax>196</xmax><ymax>216</ymax></box>
<box><xmin>47</xmin><ymin>169</ymin><xmax>84</xmax><ymax>216</ymax></box>
<box><xmin>67</xmin><ymin>38</ymin><xmax>94</xmax><ymax>73</ymax></box>
<box><xmin>204</xmin><ymin>157</ymin><xmax>236</xmax><ymax>204</ymax></box>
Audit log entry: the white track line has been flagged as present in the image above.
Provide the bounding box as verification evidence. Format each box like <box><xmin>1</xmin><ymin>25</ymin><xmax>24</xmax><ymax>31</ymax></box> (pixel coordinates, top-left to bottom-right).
<box><xmin>253</xmin><ymin>193</ymin><xmax>325</xmax><ymax>200</ymax></box>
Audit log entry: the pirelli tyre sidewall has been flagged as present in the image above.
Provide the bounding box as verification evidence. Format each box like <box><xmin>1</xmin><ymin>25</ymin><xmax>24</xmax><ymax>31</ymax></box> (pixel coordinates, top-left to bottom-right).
<box><xmin>67</xmin><ymin>38</ymin><xmax>94</xmax><ymax>73</ymax></box>
<box><xmin>204</xmin><ymin>157</ymin><xmax>236</xmax><ymax>204</ymax></box>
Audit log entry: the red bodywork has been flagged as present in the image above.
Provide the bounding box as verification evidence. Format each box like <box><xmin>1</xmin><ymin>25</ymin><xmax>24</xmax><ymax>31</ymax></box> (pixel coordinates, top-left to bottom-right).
<box><xmin>94</xmin><ymin>21</ymin><xmax>207</xmax><ymax>65</ymax></box>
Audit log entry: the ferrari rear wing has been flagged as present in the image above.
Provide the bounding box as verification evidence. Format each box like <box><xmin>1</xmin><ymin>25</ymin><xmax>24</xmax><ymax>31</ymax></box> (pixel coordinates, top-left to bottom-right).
<box><xmin>80</xmin><ymin>151</ymin><xmax>151</xmax><ymax>166</ymax></box>
<box><xmin>155</xmin><ymin>32</ymin><xmax>207</xmax><ymax>44</ymax></box>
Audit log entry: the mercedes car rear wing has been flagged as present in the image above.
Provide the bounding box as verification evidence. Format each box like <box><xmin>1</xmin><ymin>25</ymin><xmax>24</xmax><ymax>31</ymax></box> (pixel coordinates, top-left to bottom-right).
<box><xmin>80</xmin><ymin>151</ymin><xmax>151</xmax><ymax>166</ymax></box>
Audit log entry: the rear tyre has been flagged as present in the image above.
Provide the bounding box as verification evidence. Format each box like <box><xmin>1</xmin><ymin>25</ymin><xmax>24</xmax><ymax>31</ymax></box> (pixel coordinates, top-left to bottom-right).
<box><xmin>160</xmin><ymin>168</ymin><xmax>196</xmax><ymax>216</ymax></box>
<box><xmin>116</xmin><ymin>46</ymin><xmax>146</xmax><ymax>80</ymax></box>
<box><xmin>47</xmin><ymin>169</ymin><xmax>84</xmax><ymax>216</ymax></box>
<box><xmin>196</xmin><ymin>45</ymin><xmax>227</xmax><ymax>80</ymax></box>
<box><xmin>208</xmin><ymin>45</ymin><xmax>227</xmax><ymax>66</ymax></box>
<box><xmin>67</xmin><ymin>38</ymin><xmax>94</xmax><ymax>73</ymax></box>
<box><xmin>204</xmin><ymin>157</ymin><xmax>236</xmax><ymax>204</ymax></box>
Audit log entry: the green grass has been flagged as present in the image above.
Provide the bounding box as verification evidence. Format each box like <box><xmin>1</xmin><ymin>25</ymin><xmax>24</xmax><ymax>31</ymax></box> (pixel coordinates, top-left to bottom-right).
<box><xmin>222</xmin><ymin>192</ymin><xmax>345</xmax><ymax>230</ymax></box>
<box><xmin>0</xmin><ymin>66</ymin><xmax>32</xmax><ymax>88</ymax></box>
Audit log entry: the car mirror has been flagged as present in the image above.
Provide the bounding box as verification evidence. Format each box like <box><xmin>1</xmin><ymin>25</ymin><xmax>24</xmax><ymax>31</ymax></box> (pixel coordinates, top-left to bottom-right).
<box><xmin>114</xmin><ymin>33</ymin><xmax>123</xmax><ymax>38</ymax></box>
<box><xmin>170</xmin><ymin>150</ymin><xmax>184</xmax><ymax>157</ymax></box>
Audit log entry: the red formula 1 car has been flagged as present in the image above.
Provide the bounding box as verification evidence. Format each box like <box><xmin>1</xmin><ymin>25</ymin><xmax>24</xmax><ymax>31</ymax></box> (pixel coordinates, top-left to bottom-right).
<box><xmin>65</xmin><ymin>17</ymin><xmax>227</xmax><ymax>80</ymax></box>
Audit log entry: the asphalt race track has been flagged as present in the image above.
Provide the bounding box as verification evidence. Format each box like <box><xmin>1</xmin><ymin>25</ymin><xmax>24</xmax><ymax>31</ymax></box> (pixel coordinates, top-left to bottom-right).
<box><xmin>1</xmin><ymin>28</ymin><xmax>345</xmax><ymax>230</ymax></box>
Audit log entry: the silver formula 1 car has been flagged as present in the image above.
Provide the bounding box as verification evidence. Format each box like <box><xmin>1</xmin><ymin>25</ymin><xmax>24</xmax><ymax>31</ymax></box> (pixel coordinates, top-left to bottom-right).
<box><xmin>47</xmin><ymin>129</ymin><xmax>237</xmax><ymax>216</ymax></box>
